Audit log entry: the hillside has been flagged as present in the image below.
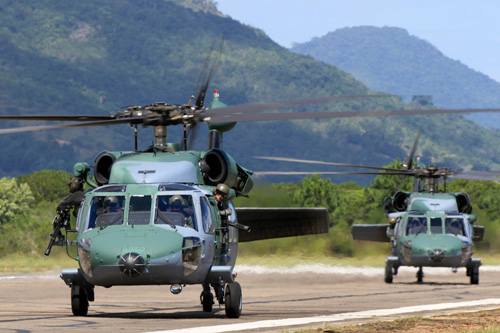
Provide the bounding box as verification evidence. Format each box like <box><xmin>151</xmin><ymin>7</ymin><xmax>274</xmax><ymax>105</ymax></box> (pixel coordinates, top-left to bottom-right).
<box><xmin>291</xmin><ymin>26</ymin><xmax>500</xmax><ymax>127</ymax></box>
<box><xmin>1</xmin><ymin>2</ymin><xmax>500</xmax><ymax>184</ymax></box>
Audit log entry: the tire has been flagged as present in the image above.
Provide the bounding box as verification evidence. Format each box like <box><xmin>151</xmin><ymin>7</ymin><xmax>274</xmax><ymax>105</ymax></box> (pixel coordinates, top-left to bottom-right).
<box><xmin>471</xmin><ymin>267</ymin><xmax>479</xmax><ymax>285</ymax></box>
<box><xmin>224</xmin><ymin>282</ymin><xmax>242</xmax><ymax>318</ymax></box>
<box><xmin>417</xmin><ymin>268</ymin><xmax>424</xmax><ymax>283</ymax></box>
<box><xmin>71</xmin><ymin>285</ymin><xmax>88</xmax><ymax>316</ymax></box>
<box><xmin>202</xmin><ymin>292</ymin><xmax>214</xmax><ymax>312</ymax></box>
<box><xmin>384</xmin><ymin>262</ymin><xmax>393</xmax><ymax>283</ymax></box>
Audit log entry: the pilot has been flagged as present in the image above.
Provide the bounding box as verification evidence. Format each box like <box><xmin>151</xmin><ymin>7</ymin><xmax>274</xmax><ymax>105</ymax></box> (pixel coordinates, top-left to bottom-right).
<box><xmin>447</xmin><ymin>218</ymin><xmax>462</xmax><ymax>235</ymax></box>
<box><xmin>168</xmin><ymin>195</ymin><xmax>193</xmax><ymax>228</ymax></box>
<box><xmin>214</xmin><ymin>183</ymin><xmax>232</xmax><ymax>218</ymax></box>
<box><xmin>103</xmin><ymin>196</ymin><xmax>120</xmax><ymax>213</ymax></box>
<box><xmin>410</xmin><ymin>218</ymin><xmax>425</xmax><ymax>234</ymax></box>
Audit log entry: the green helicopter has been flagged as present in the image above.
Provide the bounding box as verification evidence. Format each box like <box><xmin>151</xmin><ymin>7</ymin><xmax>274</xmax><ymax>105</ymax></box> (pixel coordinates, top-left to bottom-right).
<box><xmin>254</xmin><ymin>132</ymin><xmax>500</xmax><ymax>285</ymax></box>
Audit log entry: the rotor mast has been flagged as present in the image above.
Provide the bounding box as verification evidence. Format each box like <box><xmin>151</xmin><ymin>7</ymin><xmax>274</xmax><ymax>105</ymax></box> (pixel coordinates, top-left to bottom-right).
<box><xmin>154</xmin><ymin>125</ymin><xmax>167</xmax><ymax>147</ymax></box>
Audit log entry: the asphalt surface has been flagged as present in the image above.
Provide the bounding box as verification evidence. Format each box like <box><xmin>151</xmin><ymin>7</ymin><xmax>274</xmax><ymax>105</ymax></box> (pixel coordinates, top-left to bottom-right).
<box><xmin>1</xmin><ymin>265</ymin><xmax>500</xmax><ymax>332</ymax></box>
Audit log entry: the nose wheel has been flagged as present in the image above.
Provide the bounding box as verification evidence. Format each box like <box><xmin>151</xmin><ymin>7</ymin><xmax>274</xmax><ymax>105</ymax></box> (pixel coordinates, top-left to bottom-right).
<box><xmin>224</xmin><ymin>282</ymin><xmax>242</xmax><ymax>318</ymax></box>
<box><xmin>71</xmin><ymin>283</ymin><xmax>93</xmax><ymax>316</ymax></box>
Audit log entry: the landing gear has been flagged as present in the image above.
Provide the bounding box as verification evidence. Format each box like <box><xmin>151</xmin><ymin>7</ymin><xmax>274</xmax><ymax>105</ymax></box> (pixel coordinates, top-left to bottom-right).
<box><xmin>416</xmin><ymin>266</ymin><xmax>424</xmax><ymax>283</ymax></box>
<box><xmin>71</xmin><ymin>283</ymin><xmax>94</xmax><ymax>316</ymax></box>
<box><xmin>470</xmin><ymin>268</ymin><xmax>479</xmax><ymax>285</ymax></box>
<box><xmin>467</xmin><ymin>263</ymin><xmax>480</xmax><ymax>285</ymax></box>
<box><xmin>384</xmin><ymin>261</ymin><xmax>393</xmax><ymax>283</ymax></box>
<box><xmin>224</xmin><ymin>282</ymin><xmax>242</xmax><ymax>318</ymax></box>
<box><xmin>200</xmin><ymin>287</ymin><xmax>214</xmax><ymax>312</ymax></box>
<box><xmin>384</xmin><ymin>257</ymin><xmax>399</xmax><ymax>284</ymax></box>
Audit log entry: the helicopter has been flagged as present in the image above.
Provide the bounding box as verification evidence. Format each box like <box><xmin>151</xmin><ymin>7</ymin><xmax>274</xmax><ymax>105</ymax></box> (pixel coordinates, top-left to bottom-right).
<box><xmin>253</xmin><ymin>132</ymin><xmax>500</xmax><ymax>285</ymax></box>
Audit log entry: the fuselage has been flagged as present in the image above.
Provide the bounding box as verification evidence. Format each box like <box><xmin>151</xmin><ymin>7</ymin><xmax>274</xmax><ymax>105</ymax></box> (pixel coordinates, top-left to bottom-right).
<box><xmin>391</xmin><ymin>210</ymin><xmax>474</xmax><ymax>267</ymax></box>
<box><xmin>75</xmin><ymin>183</ymin><xmax>238</xmax><ymax>286</ymax></box>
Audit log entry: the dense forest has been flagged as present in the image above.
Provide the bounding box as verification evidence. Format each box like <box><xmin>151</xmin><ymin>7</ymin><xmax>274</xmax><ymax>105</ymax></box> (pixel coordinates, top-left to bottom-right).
<box><xmin>291</xmin><ymin>26</ymin><xmax>500</xmax><ymax>127</ymax></box>
<box><xmin>1</xmin><ymin>1</ymin><xmax>500</xmax><ymax>185</ymax></box>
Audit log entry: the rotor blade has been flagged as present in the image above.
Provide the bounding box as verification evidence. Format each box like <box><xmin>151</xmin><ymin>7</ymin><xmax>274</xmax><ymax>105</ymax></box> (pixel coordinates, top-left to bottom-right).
<box><xmin>0</xmin><ymin>115</ymin><xmax>114</xmax><ymax>121</ymax></box>
<box><xmin>194</xmin><ymin>36</ymin><xmax>224</xmax><ymax>108</ymax></box>
<box><xmin>0</xmin><ymin>117</ymin><xmax>144</xmax><ymax>135</ymax></box>
<box><xmin>207</xmin><ymin>95</ymin><xmax>395</xmax><ymax>117</ymax></box>
<box><xmin>406</xmin><ymin>129</ymin><xmax>422</xmax><ymax>171</ymax></box>
<box><xmin>254</xmin><ymin>171</ymin><xmax>414</xmax><ymax>176</ymax></box>
<box><xmin>187</xmin><ymin>123</ymin><xmax>201</xmax><ymax>150</ymax></box>
<box><xmin>450</xmin><ymin>171</ymin><xmax>500</xmax><ymax>182</ymax></box>
<box><xmin>397</xmin><ymin>129</ymin><xmax>422</xmax><ymax>191</ymax></box>
<box><xmin>254</xmin><ymin>156</ymin><xmax>404</xmax><ymax>172</ymax></box>
<box><xmin>207</xmin><ymin>107</ymin><xmax>500</xmax><ymax>123</ymax></box>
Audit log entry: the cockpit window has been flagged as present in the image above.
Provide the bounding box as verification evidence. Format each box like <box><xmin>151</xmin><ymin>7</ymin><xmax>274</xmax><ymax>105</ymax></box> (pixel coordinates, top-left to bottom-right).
<box><xmin>445</xmin><ymin>217</ymin><xmax>465</xmax><ymax>236</ymax></box>
<box><xmin>128</xmin><ymin>195</ymin><xmax>152</xmax><ymax>225</ymax></box>
<box><xmin>85</xmin><ymin>195</ymin><xmax>125</xmax><ymax>230</ymax></box>
<box><xmin>430</xmin><ymin>217</ymin><xmax>443</xmax><ymax>234</ymax></box>
<box><xmin>155</xmin><ymin>195</ymin><xmax>197</xmax><ymax>230</ymax></box>
<box><xmin>406</xmin><ymin>217</ymin><xmax>427</xmax><ymax>235</ymax></box>
<box><xmin>200</xmin><ymin>196</ymin><xmax>214</xmax><ymax>234</ymax></box>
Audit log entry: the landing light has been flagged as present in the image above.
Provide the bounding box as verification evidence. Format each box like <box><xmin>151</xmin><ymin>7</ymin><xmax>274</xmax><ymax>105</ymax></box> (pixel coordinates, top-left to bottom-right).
<box><xmin>170</xmin><ymin>284</ymin><xmax>182</xmax><ymax>294</ymax></box>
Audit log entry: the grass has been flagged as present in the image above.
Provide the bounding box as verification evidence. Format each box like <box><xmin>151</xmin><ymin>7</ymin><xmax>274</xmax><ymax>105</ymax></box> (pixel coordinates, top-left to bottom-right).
<box><xmin>0</xmin><ymin>249</ymin><xmax>78</xmax><ymax>274</ymax></box>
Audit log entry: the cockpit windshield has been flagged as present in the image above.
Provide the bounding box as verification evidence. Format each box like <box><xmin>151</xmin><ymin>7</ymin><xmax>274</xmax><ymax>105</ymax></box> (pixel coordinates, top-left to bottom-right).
<box><xmin>406</xmin><ymin>217</ymin><xmax>427</xmax><ymax>235</ymax></box>
<box><xmin>445</xmin><ymin>217</ymin><xmax>465</xmax><ymax>236</ymax></box>
<box><xmin>430</xmin><ymin>217</ymin><xmax>443</xmax><ymax>234</ymax></box>
<box><xmin>155</xmin><ymin>194</ymin><xmax>197</xmax><ymax>231</ymax></box>
<box><xmin>86</xmin><ymin>195</ymin><xmax>126</xmax><ymax>230</ymax></box>
<box><xmin>128</xmin><ymin>195</ymin><xmax>152</xmax><ymax>225</ymax></box>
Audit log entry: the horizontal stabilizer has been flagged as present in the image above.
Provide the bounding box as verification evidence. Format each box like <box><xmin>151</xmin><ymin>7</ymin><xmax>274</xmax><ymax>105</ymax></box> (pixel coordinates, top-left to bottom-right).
<box><xmin>235</xmin><ymin>207</ymin><xmax>329</xmax><ymax>242</ymax></box>
<box><xmin>473</xmin><ymin>225</ymin><xmax>485</xmax><ymax>241</ymax></box>
<box><xmin>352</xmin><ymin>224</ymin><xmax>391</xmax><ymax>242</ymax></box>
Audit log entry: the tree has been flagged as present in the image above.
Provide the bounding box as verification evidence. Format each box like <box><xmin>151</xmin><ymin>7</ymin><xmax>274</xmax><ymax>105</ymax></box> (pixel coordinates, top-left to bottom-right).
<box><xmin>17</xmin><ymin>170</ymin><xmax>72</xmax><ymax>203</ymax></box>
<box><xmin>0</xmin><ymin>178</ymin><xmax>34</xmax><ymax>225</ymax></box>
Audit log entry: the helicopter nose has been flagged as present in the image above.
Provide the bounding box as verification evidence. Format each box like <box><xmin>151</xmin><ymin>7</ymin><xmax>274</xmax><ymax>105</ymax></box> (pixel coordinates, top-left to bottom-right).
<box><xmin>430</xmin><ymin>249</ymin><xmax>444</xmax><ymax>262</ymax></box>
<box><xmin>118</xmin><ymin>252</ymin><xmax>146</xmax><ymax>277</ymax></box>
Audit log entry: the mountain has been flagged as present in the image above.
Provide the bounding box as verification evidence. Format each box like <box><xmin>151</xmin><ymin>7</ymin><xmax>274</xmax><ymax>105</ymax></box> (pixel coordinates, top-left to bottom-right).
<box><xmin>1</xmin><ymin>2</ymin><xmax>500</xmax><ymax>184</ymax></box>
<box><xmin>291</xmin><ymin>26</ymin><xmax>500</xmax><ymax>128</ymax></box>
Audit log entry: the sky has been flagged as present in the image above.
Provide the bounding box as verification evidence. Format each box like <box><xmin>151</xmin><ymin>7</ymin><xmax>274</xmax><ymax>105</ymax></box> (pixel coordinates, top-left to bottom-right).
<box><xmin>215</xmin><ymin>0</ymin><xmax>500</xmax><ymax>83</ymax></box>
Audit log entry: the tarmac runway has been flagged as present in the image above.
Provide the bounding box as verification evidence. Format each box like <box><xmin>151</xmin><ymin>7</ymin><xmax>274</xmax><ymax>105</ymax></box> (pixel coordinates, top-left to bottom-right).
<box><xmin>2</xmin><ymin>264</ymin><xmax>500</xmax><ymax>332</ymax></box>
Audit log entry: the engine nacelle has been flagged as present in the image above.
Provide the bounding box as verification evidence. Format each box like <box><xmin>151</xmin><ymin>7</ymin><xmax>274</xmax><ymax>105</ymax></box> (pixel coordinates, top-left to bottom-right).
<box><xmin>453</xmin><ymin>192</ymin><xmax>472</xmax><ymax>214</ymax></box>
<box><xmin>202</xmin><ymin>149</ymin><xmax>253</xmax><ymax>196</ymax></box>
<box><xmin>94</xmin><ymin>151</ymin><xmax>120</xmax><ymax>186</ymax></box>
<box><xmin>202</xmin><ymin>149</ymin><xmax>238</xmax><ymax>187</ymax></box>
<box><xmin>393</xmin><ymin>191</ymin><xmax>410</xmax><ymax>212</ymax></box>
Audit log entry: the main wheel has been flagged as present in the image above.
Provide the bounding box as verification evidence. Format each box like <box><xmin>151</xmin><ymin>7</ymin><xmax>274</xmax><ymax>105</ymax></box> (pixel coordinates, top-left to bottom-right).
<box><xmin>384</xmin><ymin>262</ymin><xmax>393</xmax><ymax>283</ymax></box>
<box><xmin>470</xmin><ymin>267</ymin><xmax>479</xmax><ymax>285</ymax></box>
<box><xmin>202</xmin><ymin>291</ymin><xmax>214</xmax><ymax>312</ymax></box>
<box><xmin>416</xmin><ymin>267</ymin><xmax>424</xmax><ymax>283</ymax></box>
<box><xmin>71</xmin><ymin>285</ymin><xmax>89</xmax><ymax>316</ymax></box>
<box><xmin>224</xmin><ymin>282</ymin><xmax>242</xmax><ymax>318</ymax></box>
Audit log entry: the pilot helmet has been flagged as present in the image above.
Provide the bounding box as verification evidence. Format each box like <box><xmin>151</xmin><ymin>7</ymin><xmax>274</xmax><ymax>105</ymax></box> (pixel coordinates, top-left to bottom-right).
<box><xmin>214</xmin><ymin>183</ymin><xmax>230</xmax><ymax>197</ymax></box>
<box><xmin>169</xmin><ymin>195</ymin><xmax>185</xmax><ymax>208</ymax></box>
<box><xmin>104</xmin><ymin>196</ymin><xmax>118</xmax><ymax>208</ymax></box>
<box><xmin>67</xmin><ymin>177</ymin><xmax>83</xmax><ymax>193</ymax></box>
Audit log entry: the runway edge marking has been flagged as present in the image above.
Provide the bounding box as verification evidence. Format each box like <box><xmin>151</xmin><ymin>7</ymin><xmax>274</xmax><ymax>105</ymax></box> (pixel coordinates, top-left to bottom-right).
<box><xmin>147</xmin><ymin>298</ymin><xmax>500</xmax><ymax>333</ymax></box>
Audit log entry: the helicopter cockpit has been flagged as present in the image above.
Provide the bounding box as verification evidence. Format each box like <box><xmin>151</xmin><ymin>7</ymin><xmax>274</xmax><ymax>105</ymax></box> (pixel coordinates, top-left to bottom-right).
<box><xmin>406</xmin><ymin>216</ymin><xmax>427</xmax><ymax>235</ymax></box>
<box><xmin>79</xmin><ymin>184</ymin><xmax>215</xmax><ymax>233</ymax></box>
<box><xmin>403</xmin><ymin>212</ymin><xmax>471</xmax><ymax>239</ymax></box>
<box><xmin>155</xmin><ymin>194</ymin><xmax>197</xmax><ymax>230</ymax></box>
<box><xmin>87</xmin><ymin>195</ymin><xmax>126</xmax><ymax>229</ymax></box>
